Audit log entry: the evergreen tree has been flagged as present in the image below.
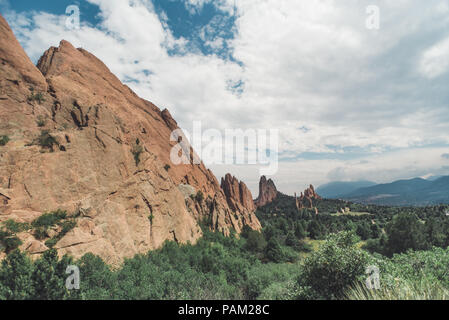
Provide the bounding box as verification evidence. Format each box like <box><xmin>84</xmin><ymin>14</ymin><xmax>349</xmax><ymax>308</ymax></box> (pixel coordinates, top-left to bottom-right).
<box><xmin>0</xmin><ymin>250</ymin><xmax>34</xmax><ymax>300</ymax></box>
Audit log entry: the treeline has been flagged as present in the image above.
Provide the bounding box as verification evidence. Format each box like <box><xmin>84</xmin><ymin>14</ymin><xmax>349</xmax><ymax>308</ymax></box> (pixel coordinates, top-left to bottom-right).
<box><xmin>1</xmin><ymin>229</ymin><xmax>448</xmax><ymax>300</ymax></box>
<box><xmin>0</xmin><ymin>228</ymin><xmax>303</xmax><ymax>300</ymax></box>
<box><xmin>1</xmin><ymin>195</ymin><xmax>448</xmax><ymax>300</ymax></box>
<box><xmin>257</xmin><ymin>193</ymin><xmax>449</xmax><ymax>257</ymax></box>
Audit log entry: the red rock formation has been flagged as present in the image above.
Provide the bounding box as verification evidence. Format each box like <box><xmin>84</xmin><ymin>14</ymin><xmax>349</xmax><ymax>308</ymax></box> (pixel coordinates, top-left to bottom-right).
<box><xmin>221</xmin><ymin>174</ymin><xmax>257</xmax><ymax>213</ymax></box>
<box><xmin>220</xmin><ymin>174</ymin><xmax>261</xmax><ymax>231</ymax></box>
<box><xmin>0</xmin><ymin>14</ymin><xmax>260</xmax><ymax>265</ymax></box>
<box><xmin>295</xmin><ymin>185</ymin><xmax>321</xmax><ymax>214</ymax></box>
<box><xmin>255</xmin><ymin>176</ymin><xmax>278</xmax><ymax>207</ymax></box>
<box><xmin>304</xmin><ymin>185</ymin><xmax>321</xmax><ymax>200</ymax></box>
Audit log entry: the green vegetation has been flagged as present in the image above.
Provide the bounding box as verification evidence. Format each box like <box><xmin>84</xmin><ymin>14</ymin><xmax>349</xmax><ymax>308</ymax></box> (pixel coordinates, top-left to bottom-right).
<box><xmin>297</xmin><ymin>232</ymin><xmax>369</xmax><ymax>299</ymax></box>
<box><xmin>46</xmin><ymin>220</ymin><xmax>77</xmax><ymax>248</ymax></box>
<box><xmin>0</xmin><ymin>193</ymin><xmax>448</xmax><ymax>300</ymax></box>
<box><xmin>2</xmin><ymin>220</ymin><xmax>31</xmax><ymax>234</ymax></box>
<box><xmin>0</xmin><ymin>231</ymin><xmax>22</xmax><ymax>254</ymax></box>
<box><xmin>33</xmin><ymin>130</ymin><xmax>59</xmax><ymax>152</ymax></box>
<box><xmin>131</xmin><ymin>140</ymin><xmax>144</xmax><ymax>166</ymax></box>
<box><xmin>27</xmin><ymin>89</ymin><xmax>45</xmax><ymax>104</ymax></box>
<box><xmin>0</xmin><ymin>210</ymin><xmax>76</xmax><ymax>256</ymax></box>
<box><xmin>164</xmin><ymin>164</ymin><xmax>171</xmax><ymax>171</ymax></box>
<box><xmin>148</xmin><ymin>213</ymin><xmax>154</xmax><ymax>224</ymax></box>
<box><xmin>32</xmin><ymin>209</ymin><xmax>67</xmax><ymax>229</ymax></box>
<box><xmin>0</xmin><ymin>220</ymin><xmax>31</xmax><ymax>254</ymax></box>
<box><xmin>0</xmin><ymin>249</ymin><xmax>74</xmax><ymax>300</ymax></box>
<box><xmin>195</xmin><ymin>191</ymin><xmax>204</xmax><ymax>204</ymax></box>
<box><xmin>0</xmin><ymin>135</ymin><xmax>10</xmax><ymax>146</ymax></box>
<box><xmin>346</xmin><ymin>279</ymin><xmax>449</xmax><ymax>300</ymax></box>
<box><xmin>36</xmin><ymin>115</ymin><xmax>47</xmax><ymax>127</ymax></box>
<box><xmin>31</xmin><ymin>210</ymin><xmax>76</xmax><ymax>248</ymax></box>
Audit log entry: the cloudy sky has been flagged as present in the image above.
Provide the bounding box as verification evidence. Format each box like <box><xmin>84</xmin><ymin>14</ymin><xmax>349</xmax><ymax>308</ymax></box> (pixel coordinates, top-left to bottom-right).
<box><xmin>1</xmin><ymin>0</ymin><xmax>449</xmax><ymax>195</ymax></box>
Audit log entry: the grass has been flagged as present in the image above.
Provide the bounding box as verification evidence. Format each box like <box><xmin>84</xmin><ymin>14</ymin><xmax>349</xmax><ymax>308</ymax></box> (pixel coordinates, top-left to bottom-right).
<box><xmin>345</xmin><ymin>280</ymin><xmax>449</xmax><ymax>300</ymax></box>
<box><xmin>331</xmin><ymin>212</ymin><xmax>371</xmax><ymax>217</ymax></box>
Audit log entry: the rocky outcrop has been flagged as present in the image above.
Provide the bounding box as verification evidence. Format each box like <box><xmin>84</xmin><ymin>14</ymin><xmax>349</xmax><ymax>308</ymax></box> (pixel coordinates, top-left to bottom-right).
<box><xmin>221</xmin><ymin>174</ymin><xmax>255</xmax><ymax>212</ymax></box>
<box><xmin>255</xmin><ymin>176</ymin><xmax>278</xmax><ymax>207</ymax></box>
<box><xmin>295</xmin><ymin>185</ymin><xmax>322</xmax><ymax>214</ymax></box>
<box><xmin>220</xmin><ymin>174</ymin><xmax>261</xmax><ymax>231</ymax></box>
<box><xmin>0</xmin><ymin>14</ymin><xmax>261</xmax><ymax>265</ymax></box>
<box><xmin>303</xmin><ymin>185</ymin><xmax>321</xmax><ymax>200</ymax></box>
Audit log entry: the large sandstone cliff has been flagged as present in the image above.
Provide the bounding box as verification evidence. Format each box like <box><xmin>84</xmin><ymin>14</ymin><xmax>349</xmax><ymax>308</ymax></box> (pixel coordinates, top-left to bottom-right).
<box><xmin>0</xmin><ymin>15</ymin><xmax>260</xmax><ymax>265</ymax></box>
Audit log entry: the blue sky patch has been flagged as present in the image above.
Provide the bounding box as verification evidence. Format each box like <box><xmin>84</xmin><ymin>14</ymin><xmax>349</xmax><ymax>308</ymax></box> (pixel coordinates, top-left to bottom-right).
<box><xmin>1</xmin><ymin>0</ymin><xmax>239</xmax><ymax>60</ymax></box>
<box><xmin>0</xmin><ymin>0</ymin><xmax>102</xmax><ymax>26</ymax></box>
<box><xmin>153</xmin><ymin>0</ymin><xmax>238</xmax><ymax>60</ymax></box>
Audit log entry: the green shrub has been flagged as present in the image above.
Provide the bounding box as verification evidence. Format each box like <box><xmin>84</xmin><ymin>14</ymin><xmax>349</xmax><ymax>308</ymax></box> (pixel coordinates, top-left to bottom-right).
<box><xmin>32</xmin><ymin>210</ymin><xmax>67</xmax><ymax>229</ymax></box>
<box><xmin>296</xmin><ymin>240</ymin><xmax>313</xmax><ymax>253</ymax></box>
<box><xmin>244</xmin><ymin>263</ymin><xmax>300</xmax><ymax>300</ymax></box>
<box><xmin>257</xmin><ymin>279</ymin><xmax>300</xmax><ymax>300</ymax></box>
<box><xmin>244</xmin><ymin>229</ymin><xmax>267</xmax><ymax>253</ymax></box>
<box><xmin>0</xmin><ymin>222</ymin><xmax>27</xmax><ymax>253</ymax></box>
<box><xmin>33</xmin><ymin>227</ymin><xmax>48</xmax><ymax>240</ymax></box>
<box><xmin>383</xmin><ymin>213</ymin><xmax>429</xmax><ymax>256</ymax></box>
<box><xmin>0</xmin><ymin>135</ymin><xmax>10</xmax><ymax>146</ymax></box>
<box><xmin>298</xmin><ymin>231</ymin><xmax>370</xmax><ymax>299</ymax></box>
<box><xmin>2</xmin><ymin>236</ymin><xmax>22</xmax><ymax>253</ymax></box>
<box><xmin>32</xmin><ymin>210</ymin><xmax>75</xmax><ymax>246</ymax></box>
<box><xmin>35</xmin><ymin>130</ymin><xmax>58</xmax><ymax>152</ymax></box>
<box><xmin>131</xmin><ymin>143</ymin><xmax>144</xmax><ymax>166</ymax></box>
<box><xmin>28</xmin><ymin>91</ymin><xmax>45</xmax><ymax>104</ymax></box>
<box><xmin>44</xmin><ymin>238</ymin><xmax>58</xmax><ymax>248</ymax></box>
<box><xmin>164</xmin><ymin>164</ymin><xmax>171</xmax><ymax>171</ymax></box>
<box><xmin>0</xmin><ymin>250</ymin><xmax>34</xmax><ymax>300</ymax></box>
<box><xmin>264</xmin><ymin>238</ymin><xmax>297</xmax><ymax>263</ymax></box>
<box><xmin>36</xmin><ymin>115</ymin><xmax>46</xmax><ymax>127</ymax></box>
<box><xmin>2</xmin><ymin>220</ymin><xmax>31</xmax><ymax>233</ymax></box>
<box><xmin>195</xmin><ymin>191</ymin><xmax>204</xmax><ymax>204</ymax></box>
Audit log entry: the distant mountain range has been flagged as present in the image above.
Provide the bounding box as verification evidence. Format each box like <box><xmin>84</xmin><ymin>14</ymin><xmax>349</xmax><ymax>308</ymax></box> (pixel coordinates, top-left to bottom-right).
<box><xmin>318</xmin><ymin>176</ymin><xmax>449</xmax><ymax>206</ymax></box>
<box><xmin>317</xmin><ymin>181</ymin><xmax>377</xmax><ymax>199</ymax></box>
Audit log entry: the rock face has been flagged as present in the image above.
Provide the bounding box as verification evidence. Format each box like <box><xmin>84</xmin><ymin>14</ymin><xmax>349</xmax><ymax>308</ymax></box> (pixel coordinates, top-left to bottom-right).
<box><xmin>254</xmin><ymin>176</ymin><xmax>278</xmax><ymax>207</ymax></box>
<box><xmin>295</xmin><ymin>185</ymin><xmax>322</xmax><ymax>214</ymax></box>
<box><xmin>0</xmin><ymin>14</ymin><xmax>260</xmax><ymax>265</ymax></box>
<box><xmin>220</xmin><ymin>174</ymin><xmax>260</xmax><ymax>230</ymax></box>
